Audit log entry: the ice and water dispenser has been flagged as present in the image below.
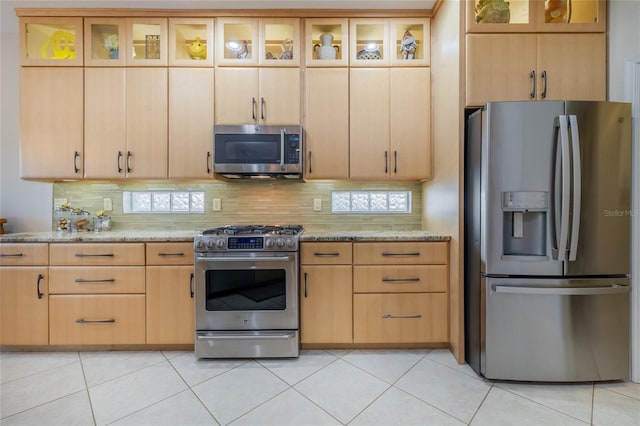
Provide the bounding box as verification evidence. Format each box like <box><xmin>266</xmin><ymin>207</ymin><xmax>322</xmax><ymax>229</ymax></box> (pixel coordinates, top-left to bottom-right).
<box><xmin>502</xmin><ymin>191</ymin><xmax>548</xmax><ymax>257</ymax></box>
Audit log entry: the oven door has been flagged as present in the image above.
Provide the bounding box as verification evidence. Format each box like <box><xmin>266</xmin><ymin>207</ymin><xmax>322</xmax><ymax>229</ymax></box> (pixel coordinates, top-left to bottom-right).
<box><xmin>194</xmin><ymin>251</ymin><xmax>298</xmax><ymax>331</ymax></box>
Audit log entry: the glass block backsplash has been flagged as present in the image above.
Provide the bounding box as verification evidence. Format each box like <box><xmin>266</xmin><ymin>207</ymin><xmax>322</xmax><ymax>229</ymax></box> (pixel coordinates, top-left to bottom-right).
<box><xmin>53</xmin><ymin>181</ymin><xmax>422</xmax><ymax>232</ymax></box>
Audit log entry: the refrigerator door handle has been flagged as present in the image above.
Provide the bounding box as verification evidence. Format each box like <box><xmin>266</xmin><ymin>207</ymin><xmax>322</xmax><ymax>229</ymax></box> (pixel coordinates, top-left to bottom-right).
<box><xmin>552</xmin><ymin>115</ymin><xmax>571</xmax><ymax>261</ymax></box>
<box><xmin>492</xmin><ymin>284</ymin><xmax>630</xmax><ymax>296</ymax></box>
<box><xmin>568</xmin><ymin>115</ymin><xmax>581</xmax><ymax>261</ymax></box>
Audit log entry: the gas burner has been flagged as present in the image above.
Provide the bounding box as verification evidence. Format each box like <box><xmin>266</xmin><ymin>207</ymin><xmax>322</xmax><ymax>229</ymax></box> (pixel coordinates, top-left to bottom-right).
<box><xmin>202</xmin><ymin>225</ymin><xmax>303</xmax><ymax>236</ymax></box>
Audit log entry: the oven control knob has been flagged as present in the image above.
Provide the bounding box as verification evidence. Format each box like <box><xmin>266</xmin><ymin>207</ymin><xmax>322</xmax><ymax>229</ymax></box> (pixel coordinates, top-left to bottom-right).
<box><xmin>265</xmin><ymin>239</ymin><xmax>275</xmax><ymax>248</ymax></box>
<box><xmin>276</xmin><ymin>238</ymin><xmax>285</xmax><ymax>247</ymax></box>
<box><xmin>206</xmin><ymin>239</ymin><xmax>217</xmax><ymax>249</ymax></box>
<box><xmin>195</xmin><ymin>240</ymin><xmax>205</xmax><ymax>250</ymax></box>
<box><xmin>285</xmin><ymin>238</ymin><xmax>295</xmax><ymax>247</ymax></box>
<box><xmin>215</xmin><ymin>239</ymin><xmax>225</xmax><ymax>248</ymax></box>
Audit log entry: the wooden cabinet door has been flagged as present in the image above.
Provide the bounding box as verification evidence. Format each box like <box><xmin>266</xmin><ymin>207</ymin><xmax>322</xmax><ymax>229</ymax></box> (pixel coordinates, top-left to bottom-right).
<box><xmin>465</xmin><ymin>34</ymin><xmax>537</xmax><ymax>107</ymax></box>
<box><xmin>126</xmin><ymin>68</ymin><xmax>168</xmax><ymax>178</ymax></box>
<box><xmin>390</xmin><ymin>67</ymin><xmax>431</xmax><ymax>180</ymax></box>
<box><xmin>350</xmin><ymin>68</ymin><xmax>390</xmax><ymax>179</ymax></box>
<box><xmin>146</xmin><ymin>265</ymin><xmax>194</xmax><ymax>344</ymax></box>
<box><xmin>84</xmin><ymin>67</ymin><xmax>126</xmax><ymax>179</ymax></box>
<box><xmin>300</xmin><ymin>265</ymin><xmax>352</xmax><ymax>344</ymax></box>
<box><xmin>536</xmin><ymin>33</ymin><xmax>606</xmax><ymax>101</ymax></box>
<box><xmin>215</xmin><ymin>67</ymin><xmax>259</xmax><ymax>124</ymax></box>
<box><xmin>169</xmin><ymin>68</ymin><xmax>215</xmax><ymax>178</ymax></box>
<box><xmin>0</xmin><ymin>267</ymin><xmax>49</xmax><ymax>345</ymax></box>
<box><xmin>304</xmin><ymin>68</ymin><xmax>349</xmax><ymax>179</ymax></box>
<box><xmin>258</xmin><ymin>68</ymin><xmax>301</xmax><ymax>124</ymax></box>
<box><xmin>20</xmin><ymin>67</ymin><xmax>83</xmax><ymax>179</ymax></box>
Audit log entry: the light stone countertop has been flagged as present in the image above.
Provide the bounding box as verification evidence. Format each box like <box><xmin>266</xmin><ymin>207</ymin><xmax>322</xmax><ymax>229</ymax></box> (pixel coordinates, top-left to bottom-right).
<box><xmin>0</xmin><ymin>229</ymin><xmax>450</xmax><ymax>243</ymax></box>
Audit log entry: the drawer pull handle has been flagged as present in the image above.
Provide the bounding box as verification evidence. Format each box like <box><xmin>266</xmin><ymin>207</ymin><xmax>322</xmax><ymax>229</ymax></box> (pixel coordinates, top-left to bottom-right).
<box><xmin>382</xmin><ymin>278</ymin><xmax>421</xmax><ymax>283</ymax></box>
<box><xmin>75</xmin><ymin>318</ymin><xmax>116</xmax><ymax>324</ymax></box>
<box><xmin>382</xmin><ymin>314</ymin><xmax>422</xmax><ymax>319</ymax></box>
<box><xmin>74</xmin><ymin>278</ymin><xmax>116</xmax><ymax>283</ymax></box>
<box><xmin>0</xmin><ymin>253</ymin><xmax>24</xmax><ymax>257</ymax></box>
<box><xmin>74</xmin><ymin>253</ymin><xmax>115</xmax><ymax>257</ymax></box>
<box><xmin>190</xmin><ymin>272</ymin><xmax>194</xmax><ymax>298</ymax></box>
<box><xmin>304</xmin><ymin>272</ymin><xmax>308</xmax><ymax>298</ymax></box>
<box><xmin>158</xmin><ymin>252</ymin><xmax>185</xmax><ymax>257</ymax></box>
<box><xmin>314</xmin><ymin>252</ymin><xmax>340</xmax><ymax>257</ymax></box>
<box><xmin>382</xmin><ymin>252</ymin><xmax>420</xmax><ymax>257</ymax></box>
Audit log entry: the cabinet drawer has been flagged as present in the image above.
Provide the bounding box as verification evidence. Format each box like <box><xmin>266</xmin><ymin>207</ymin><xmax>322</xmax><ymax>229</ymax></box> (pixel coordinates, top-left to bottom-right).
<box><xmin>353</xmin><ymin>293</ymin><xmax>448</xmax><ymax>343</ymax></box>
<box><xmin>354</xmin><ymin>265</ymin><xmax>448</xmax><ymax>293</ymax></box>
<box><xmin>50</xmin><ymin>243</ymin><xmax>145</xmax><ymax>266</ymax></box>
<box><xmin>0</xmin><ymin>243</ymin><xmax>48</xmax><ymax>266</ymax></box>
<box><xmin>49</xmin><ymin>266</ymin><xmax>145</xmax><ymax>294</ymax></box>
<box><xmin>49</xmin><ymin>294</ymin><xmax>145</xmax><ymax>345</ymax></box>
<box><xmin>146</xmin><ymin>242</ymin><xmax>194</xmax><ymax>265</ymax></box>
<box><xmin>301</xmin><ymin>242</ymin><xmax>352</xmax><ymax>265</ymax></box>
<box><xmin>353</xmin><ymin>242</ymin><xmax>448</xmax><ymax>265</ymax></box>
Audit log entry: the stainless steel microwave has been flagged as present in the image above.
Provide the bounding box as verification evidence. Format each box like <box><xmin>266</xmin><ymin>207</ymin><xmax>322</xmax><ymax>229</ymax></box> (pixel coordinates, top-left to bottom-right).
<box><xmin>213</xmin><ymin>125</ymin><xmax>302</xmax><ymax>179</ymax></box>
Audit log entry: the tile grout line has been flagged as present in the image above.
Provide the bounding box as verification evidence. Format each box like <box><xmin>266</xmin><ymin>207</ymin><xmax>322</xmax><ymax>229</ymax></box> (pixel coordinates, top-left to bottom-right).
<box><xmin>78</xmin><ymin>350</ymin><xmax>99</xmax><ymax>426</ymax></box>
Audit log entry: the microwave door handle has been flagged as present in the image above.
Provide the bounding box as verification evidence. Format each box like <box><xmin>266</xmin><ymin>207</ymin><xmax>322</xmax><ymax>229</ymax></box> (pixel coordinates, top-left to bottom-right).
<box><xmin>280</xmin><ymin>128</ymin><xmax>286</xmax><ymax>166</ymax></box>
<box><xmin>568</xmin><ymin>115</ymin><xmax>581</xmax><ymax>261</ymax></box>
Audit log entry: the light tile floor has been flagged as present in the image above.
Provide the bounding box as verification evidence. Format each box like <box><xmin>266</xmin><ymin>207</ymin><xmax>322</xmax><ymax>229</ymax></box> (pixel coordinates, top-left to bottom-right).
<box><xmin>1</xmin><ymin>349</ymin><xmax>638</xmax><ymax>425</ymax></box>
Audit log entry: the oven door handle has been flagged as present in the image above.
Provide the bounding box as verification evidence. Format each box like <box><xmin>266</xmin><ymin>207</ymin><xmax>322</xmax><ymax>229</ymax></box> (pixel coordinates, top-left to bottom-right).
<box><xmin>196</xmin><ymin>333</ymin><xmax>293</xmax><ymax>341</ymax></box>
<box><xmin>200</xmin><ymin>256</ymin><xmax>293</xmax><ymax>262</ymax></box>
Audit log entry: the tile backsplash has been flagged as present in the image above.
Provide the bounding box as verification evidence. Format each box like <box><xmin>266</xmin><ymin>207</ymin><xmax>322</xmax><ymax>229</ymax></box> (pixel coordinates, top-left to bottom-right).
<box><xmin>53</xmin><ymin>181</ymin><xmax>422</xmax><ymax>232</ymax></box>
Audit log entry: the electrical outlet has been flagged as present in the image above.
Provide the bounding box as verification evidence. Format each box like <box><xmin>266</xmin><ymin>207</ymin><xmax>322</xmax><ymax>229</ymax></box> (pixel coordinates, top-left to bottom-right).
<box><xmin>54</xmin><ymin>198</ymin><xmax>68</xmax><ymax>209</ymax></box>
<box><xmin>103</xmin><ymin>198</ymin><xmax>113</xmax><ymax>211</ymax></box>
<box><xmin>212</xmin><ymin>199</ymin><xmax>221</xmax><ymax>211</ymax></box>
<box><xmin>313</xmin><ymin>199</ymin><xmax>322</xmax><ymax>212</ymax></box>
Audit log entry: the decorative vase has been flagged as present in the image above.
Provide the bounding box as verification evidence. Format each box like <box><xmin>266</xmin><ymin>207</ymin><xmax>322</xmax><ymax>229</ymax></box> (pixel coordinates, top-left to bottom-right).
<box><xmin>108</xmin><ymin>48</ymin><xmax>119</xmax><ymax>60</ymax></box>
<box><xmin>314</xmin><ymin>33</ymin><xmax>339</xmax><ymax>60</ymax></box>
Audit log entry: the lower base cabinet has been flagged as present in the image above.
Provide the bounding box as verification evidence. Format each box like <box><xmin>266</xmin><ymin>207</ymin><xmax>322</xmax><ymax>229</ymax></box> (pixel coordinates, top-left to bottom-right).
<box><xmin>49</xmin><ymin>295</ymin><xmax>145</xmax><ymax>345</ymax></box>
<box><xmin>353</xmin><ymin>293</ymin><xmax>448</xmax><ymax>343</ymax></box>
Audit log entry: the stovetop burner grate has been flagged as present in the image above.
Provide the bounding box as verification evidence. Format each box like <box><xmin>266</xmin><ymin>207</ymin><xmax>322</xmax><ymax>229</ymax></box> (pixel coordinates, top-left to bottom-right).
<box><xmin>201</xmin><ymin>225</ymin><xmax>304</xmax><ymax>236</ymax></box>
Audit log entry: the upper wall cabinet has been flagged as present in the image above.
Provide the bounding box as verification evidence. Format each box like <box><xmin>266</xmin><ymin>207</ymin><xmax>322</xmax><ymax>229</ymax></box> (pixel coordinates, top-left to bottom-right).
<box><xmin>125</xmin><ymin>18</ymin><xmax>168</xmax><ymax>66</ymax></box>
<box><xmin>216</xmin><ymin>18</ymin><xmax>300</xmax><ymax>66</ymax></box>
<box><xmin>350</xmin><ymin>19</ymin><xmax>390</xmax><ymax>66</ymax></box>
<box><xmin>466</xmin><ymin>0</ymin><xmax>606</xmax><ymax>33</ymax></box>
<box><xmin>84</xmin><ymin>18</ymin><xmax>126</xmax><ymax>66</ymax></box>
<box><xmin>305</xmin><ymin>18</ymin><xmax>349</xmax><ymax>67</ymax></box>
<box><xmin>19</xmin><ymin>17</ymin><xmax>83</xmax><ymax>66</ymax></box>
<box><xmin>390</xmin><ymin>18</ymin><xmax>430</xmax><ymax>66</ymax></box>
<box><xmin>169</xmin><ymin>18</ymin><xmax>215</xmax><ymax>67</ymax></box>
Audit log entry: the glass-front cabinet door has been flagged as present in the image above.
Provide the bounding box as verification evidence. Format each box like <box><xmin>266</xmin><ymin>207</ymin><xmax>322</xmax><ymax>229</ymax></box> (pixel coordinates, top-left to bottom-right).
<box><xmin>20</xmin><ymin>17</ymin><xmax>83</xmax><ymax>66</ymax></box>
<box><xmin>169</xmin><ymin>18</ymin><xmax>214</xmax><ymax>67</ymax></box>
<box><xmin>84</xmin><ymin>18</ymin><xmax>125</xmax><ymax>66</ymax></box>
<box><xmin>305</xmin><ymin>18</ymin><xmax>349</xmax><ymax>67</ymax></box>
<box><xmin>350</xmin><ymin>19</ymin><xmax>390</xmax><ymax>66</ymax></box>
<box><xmin>467</xmin><ymin>0</ymin><xmax>605</xmax><ymax>33</ymax></box>
<box><xmin>125</xmin><ymin>18</ymin><xmax>168</xmax><ymax>66</ymax></box>
<box><xmin>390</xmin><ymin>18</ymin><xmax>430</xmax><ymax>66</ymax></box>
<box><xmin>216</xmin><ymin>17</ymin><xmax>259</xmax><ymax>66</ymax></box>
<box><xmin>259</xmin><ymin>18</ymin><xmax>300</xmax><ymax>66</ymax></box>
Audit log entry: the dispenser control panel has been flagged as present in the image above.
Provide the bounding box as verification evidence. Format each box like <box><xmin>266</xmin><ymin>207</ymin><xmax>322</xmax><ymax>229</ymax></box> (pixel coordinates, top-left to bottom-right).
<box><xmin>502</xmin><ymin>191</ymin><xmax>548</xmax><ymax>212</ymax></box>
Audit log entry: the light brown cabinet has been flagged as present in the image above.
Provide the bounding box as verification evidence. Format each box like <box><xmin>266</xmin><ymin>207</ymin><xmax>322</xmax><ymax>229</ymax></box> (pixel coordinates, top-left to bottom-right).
<box><xmin>465</xmin><ymin>33</ymin><xmax>606</xmax><ymax>106</ymax></box>
<box><xmin>300</xmin><ymin>242</ymin><xmax>353</xmax><ymax>345</ymax></box>
<box><xmin>353</xmin><ymin>241</ymin><xmax>449</xmax><ymax>344</ymax></box>
<box><xmin>0</xmin><ymin>243</ymin><xmax>49</xmax><ymax>345</ymax></box>
<box><xmin>350</xmin><ymin>67</ymin><xmax>431</xmax><ymax>180</ymax></box>
<box><xmin>168</xmin><ymin>68</ymin><xmax>215</xmax><ymax>178</ymax></box>
<box><xmin>48</xmin><ymin>243</ymin><xmax>146</xmax><ymax>345</ymax></box>
<box><xmin>215</xmin><ymin>67</ymin><xmax>301</xmax><ymax>125</ymax></box>
<box><xmin>304</xmin><ymin>68</ymin><xmax>349</xmax><ymax>179</ymax></box>
<box><xmin>145</xmin><ymin>242</ymin><xmax>195</xmax><ymax>344</ymax></box>
<box><xmin>19</xmin><ymin>67</ymin><xmax>83</xmax><ymax>179</ymax></box>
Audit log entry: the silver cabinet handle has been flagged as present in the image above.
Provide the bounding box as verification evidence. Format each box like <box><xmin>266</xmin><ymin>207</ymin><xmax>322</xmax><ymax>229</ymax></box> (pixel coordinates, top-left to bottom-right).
<box><xmin>74</xmin><ymin>278</ymin><xmax>116</xmax><ymax>283</ymax></box>
<box><xmin>382</xmin><ymin>252</ymin><xmax>420</xmax><ymax>257</ymax></box>
<box><xmin>75</xmin><ymin>318</ymin><xmax>116</xmax><ymax>324</ymax></box>
<box><xmin>260</xmin><ymin>97</ymin><xmax>265</xmax><ymax>120</ymax></box>
<box><xmin>541</xmin><ymin>70</ymin><xmax>548</xmax><ymax>99</ymax></box>
<box><xmin>126</xmin><ymin>151</ymin><xmax>132</xmax><ymax>173</ymax></box>
<box><xmin>382</xmin><ymin>314</ymin><xmax>422</xmax><ymax>319</ymax></box>
<box><xmin>117</xmin><ymin>151</ymin><xmax>123</xmax><ymax>173</ymax></box>
<box><xmin>0</xmin><ymin>253</ymin><xmax>24</xmax><ymax>257</ymax></box>
<box><xmin>158</xmin><ymin>252</ymin><xmax>185</xmax><ymax>257</ymax></box>
<box><xmin>252</xmin><ymin>97</ymin><xmax>257</xmax><ymax>120</ymax></box>
<box><xmin>75</xmin><ymin>253</ymin><xmax>114</xmax><ymax>257</ymax></box>
<box><xmin>314</xmin><ymin>252</ymin><xmax>340</xmax><ymax>257</ymax></box>
<box><xmin>530</xmin><ymin>70</ymin><xmax>536</xmax><ymax>99</ymax></box>
<box><xmin>382</xmin><ymin>277</ymin><xmax>421</xmax><ymax>283</ymax></box>
<box><xmin>73</xmin><ymin>151</ymin><xmax>80</xmax><ymax>174</ymax></box>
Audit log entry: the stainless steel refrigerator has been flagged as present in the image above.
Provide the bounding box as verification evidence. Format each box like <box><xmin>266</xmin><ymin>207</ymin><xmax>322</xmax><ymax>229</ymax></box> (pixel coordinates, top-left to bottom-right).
<box><xmin>464</xmin><ymin>101</ymin><xmax>632</xmax><ymax>382</ymax></box>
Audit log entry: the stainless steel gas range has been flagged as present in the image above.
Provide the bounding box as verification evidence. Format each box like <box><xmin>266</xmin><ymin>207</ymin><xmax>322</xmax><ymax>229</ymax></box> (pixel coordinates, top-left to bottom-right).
<box><xmin>193</xmin><ymin>225</ymin><xmax>303</xmax><ymax>358</ymax></box>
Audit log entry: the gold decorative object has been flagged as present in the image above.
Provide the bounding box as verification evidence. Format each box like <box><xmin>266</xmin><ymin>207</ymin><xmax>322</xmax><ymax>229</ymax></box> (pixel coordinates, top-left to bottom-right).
<box><xmin>41</xmin><ymin>30</ymin><xmax>76</xmax><ymax>59</ymax></box>
<box><xmin>187</xmin><ymin>36</ymin><xmax>207</xmax><ymax>60</ymax></box>
<box><xmin>475</xmin><ymin>0</ymin><xmax>511</xmax><ymax>24</ymax></box>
